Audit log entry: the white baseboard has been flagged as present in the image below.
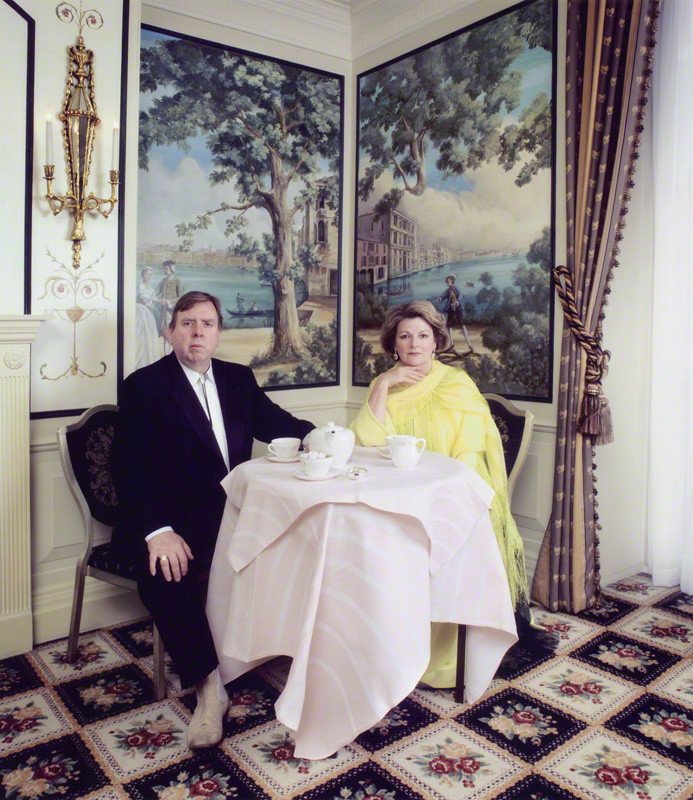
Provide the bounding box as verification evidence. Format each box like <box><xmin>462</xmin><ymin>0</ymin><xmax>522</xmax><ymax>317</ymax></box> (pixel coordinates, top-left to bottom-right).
<box><xmin>32</xmin><ymin>578</ymin><xmax>148</xmax><ymax>646</ymax></box>
<box><xmin>523</xmin><ymin>543</ymin><xmax>540</xmax><ymax>586</ymax></box>
<box><xmin>600</xmin><ymin>562</ymin><xmax>649</xmax><ymax>587</ymax></box>
<box><xmin>0</xmin><ymin>611</ymin><xmax>34</xmax><ymax>659</ymax></box>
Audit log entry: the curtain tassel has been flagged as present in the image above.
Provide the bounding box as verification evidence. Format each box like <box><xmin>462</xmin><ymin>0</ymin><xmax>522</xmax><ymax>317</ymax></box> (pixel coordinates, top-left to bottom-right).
<box><xmin>553</xmin><ymin>265</ymin><xmax>614</xmax><ymax>446</ymax></box>
<box><xmin>578</xmin><ymin>382</ymin><xmax>614</xmax><ymax>445</ymax></box>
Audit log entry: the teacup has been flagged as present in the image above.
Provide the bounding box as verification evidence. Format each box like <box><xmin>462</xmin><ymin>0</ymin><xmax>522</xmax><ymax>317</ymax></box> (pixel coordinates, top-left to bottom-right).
<box><xmin>385</xmin><ymin>435</ymin><xmax>426</xmax><ymax>468</ymax></box>
<box><xmin>268</xmin><ymin>437</ymin><xmax>301</xmax><ymax>459</ymax></box>
<box><xmin>300</xmin><ymin>451</ymin><xmax>333</xmax><ymax>478</ymax></box>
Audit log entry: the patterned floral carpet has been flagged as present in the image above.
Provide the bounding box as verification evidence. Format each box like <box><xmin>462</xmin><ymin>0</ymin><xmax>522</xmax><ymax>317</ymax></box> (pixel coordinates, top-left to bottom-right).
<box><xmin>1</xmin><ymin>574</ymin><xmax>691</xmax><ymax>800</ymax></box>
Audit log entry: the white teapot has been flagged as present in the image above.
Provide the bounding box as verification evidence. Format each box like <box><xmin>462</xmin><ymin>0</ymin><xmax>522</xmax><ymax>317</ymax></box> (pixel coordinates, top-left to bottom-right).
<box><xmin>305</xmin><ymin>422</ymin><xmax>355</xmax><ymax>467</ymax></box>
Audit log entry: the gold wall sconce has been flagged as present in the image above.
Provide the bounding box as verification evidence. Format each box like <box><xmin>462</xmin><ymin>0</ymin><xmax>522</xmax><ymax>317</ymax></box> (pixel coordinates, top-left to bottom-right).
<box><xmin>44</xmin><ymin>2</ymin><xmax>118</xmax><ymax>271</ymax></box>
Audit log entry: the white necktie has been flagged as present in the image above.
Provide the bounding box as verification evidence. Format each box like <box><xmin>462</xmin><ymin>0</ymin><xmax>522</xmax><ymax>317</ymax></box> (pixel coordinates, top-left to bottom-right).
<box><xmin>199</xmin><ymin>374</ymin><xmax>213</xmax><ymax>422</ymax></box>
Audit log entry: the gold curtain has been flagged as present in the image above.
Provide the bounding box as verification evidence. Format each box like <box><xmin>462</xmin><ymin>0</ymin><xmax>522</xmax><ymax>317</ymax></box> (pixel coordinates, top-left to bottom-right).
<box><xmin>532</xmin><ymin>0</ymin><xmax>660</xmax><ymax>613</ymax></box>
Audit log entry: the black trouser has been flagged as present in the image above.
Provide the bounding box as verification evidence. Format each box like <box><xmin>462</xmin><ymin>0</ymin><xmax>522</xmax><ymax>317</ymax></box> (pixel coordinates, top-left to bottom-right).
<box><xmin>136</xmin><ymin>554</ymin><xmax>217</xmax><ymax>690</ymax></box>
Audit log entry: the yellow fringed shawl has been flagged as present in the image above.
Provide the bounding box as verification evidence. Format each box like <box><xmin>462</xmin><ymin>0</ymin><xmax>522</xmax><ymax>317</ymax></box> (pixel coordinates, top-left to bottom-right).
<box><xmin>350</xmin><ymin>361</ymin><xmax>528</xmax><ymax>687</ymax></box>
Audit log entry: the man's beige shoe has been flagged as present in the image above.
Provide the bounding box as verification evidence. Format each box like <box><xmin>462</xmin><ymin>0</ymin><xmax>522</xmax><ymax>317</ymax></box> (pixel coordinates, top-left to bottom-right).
<box><xmin>187</xmin><ymin>681</ymin><xmax>229</xmax><ymax>749</ymax></box>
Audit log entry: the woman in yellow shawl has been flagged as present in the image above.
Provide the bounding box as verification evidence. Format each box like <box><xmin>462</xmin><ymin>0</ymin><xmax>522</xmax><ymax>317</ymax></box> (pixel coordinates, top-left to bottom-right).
<box><xmin>351</xmin><ymin>300</ymin><xmax>533</xmax><ymax>688</ymax></box>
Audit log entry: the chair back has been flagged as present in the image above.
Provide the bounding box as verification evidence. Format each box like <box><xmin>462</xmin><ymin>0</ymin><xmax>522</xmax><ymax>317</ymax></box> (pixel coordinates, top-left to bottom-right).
<box><xmin>57</xmin><ymin>405</ymin><xmax>119</xmax><ymax>530</ymax></box>
<box><xmin>483</xmin><ymin>393</ymin><xmax>534</xmax><ymax>501</ymax></box>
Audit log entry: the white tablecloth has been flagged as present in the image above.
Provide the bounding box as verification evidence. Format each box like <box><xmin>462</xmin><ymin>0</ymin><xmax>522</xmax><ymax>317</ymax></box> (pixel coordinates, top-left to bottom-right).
<box><xmin>206</xmin><ymin>446</ymin><xmax>517</xmax><ymax>759</ymax></box>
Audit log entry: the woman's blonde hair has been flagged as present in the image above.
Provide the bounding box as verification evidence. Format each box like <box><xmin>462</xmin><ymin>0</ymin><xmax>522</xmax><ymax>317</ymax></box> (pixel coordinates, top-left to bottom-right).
<box><xmin>380</xmin><ymin>300</ymin><xmax>450</xmax><ymax>354</ymax></box>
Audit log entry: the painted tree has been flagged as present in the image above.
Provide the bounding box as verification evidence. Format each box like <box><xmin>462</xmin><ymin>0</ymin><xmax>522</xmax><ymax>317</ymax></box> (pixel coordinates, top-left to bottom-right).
<box><xmin>358</xmin><ymin>0</ymin><xmax>552</xmax><ymax>215</ymax></box>
<box><xmin>139</xmin><ymin>36</ymin><xmax>342</xmax><ymax>359</ymax></box>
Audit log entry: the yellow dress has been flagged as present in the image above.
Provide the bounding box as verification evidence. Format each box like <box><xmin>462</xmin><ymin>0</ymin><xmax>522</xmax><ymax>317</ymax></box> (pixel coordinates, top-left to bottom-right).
<box><xmin>350</xmin><ymin>360</ymin><xmax>528</xmax><ymax>687</ymax></box>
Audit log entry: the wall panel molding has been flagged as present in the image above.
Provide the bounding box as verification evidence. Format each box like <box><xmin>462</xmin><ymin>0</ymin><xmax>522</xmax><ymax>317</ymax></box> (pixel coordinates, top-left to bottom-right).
<box><xmin>351</xmin><ymin>0</ymin><xmax>479</xmax><ymax>59</ymax></box>
<box><xmin>143</xmin><ymin>0</ymin><xmax>483</xmax><ymax>60</ymax></box>
<box><xmin>145</xmin><ymin>0</ymin><xmax>352</xmax><ymax>58</ymax></box>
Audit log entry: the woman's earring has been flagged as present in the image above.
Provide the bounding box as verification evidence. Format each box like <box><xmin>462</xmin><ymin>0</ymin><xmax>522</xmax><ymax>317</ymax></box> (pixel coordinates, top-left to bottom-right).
<box><xmin>393</xmin><ymin>352</ymin><xmax>399</xmax><ymax>361</ymax></box>
<box><xmin>432</xmin><ymin>351</ymin><xmax>437</xmax><ymax>359</ymax></box>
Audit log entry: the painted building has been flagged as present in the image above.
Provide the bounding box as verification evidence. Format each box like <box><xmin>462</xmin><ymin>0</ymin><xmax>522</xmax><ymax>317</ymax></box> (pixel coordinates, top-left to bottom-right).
<box><xmin>298</xmin><ymin>179</ymin><xmax>339</xmax><ymax>296</ymax></box>
<box><xmin>356</xmin><ymin>209</ymin><xmax>417</xmax><ymax>287</ymax></box>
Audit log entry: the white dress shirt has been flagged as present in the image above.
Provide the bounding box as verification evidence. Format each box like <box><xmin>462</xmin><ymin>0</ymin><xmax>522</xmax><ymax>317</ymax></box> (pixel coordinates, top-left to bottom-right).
<box><xmin>146</xmin><ymin>359</ymin><xmax>230</xmax><ymax>541</ymax></box>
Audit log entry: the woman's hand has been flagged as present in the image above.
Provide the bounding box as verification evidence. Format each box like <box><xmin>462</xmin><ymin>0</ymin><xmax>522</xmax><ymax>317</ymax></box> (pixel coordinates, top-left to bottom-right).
<box><xmin>374</xmin><ymin>364</ymin><xmax>427</xmax><ymax>391</ymax></box>
<box><xmin>368</xmin><ymin>364</ymin><xmax>426</xmax><ymax>423</ymax></box>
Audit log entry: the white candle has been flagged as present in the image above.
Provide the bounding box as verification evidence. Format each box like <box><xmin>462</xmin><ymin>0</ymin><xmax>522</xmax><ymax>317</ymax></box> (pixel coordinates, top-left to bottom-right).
<box><xmin>46</xmin><ymin>114</ymin><xmax>53</xmax><ymax>165</ymax></box>
<box><xmin>111</xmin><ymin>123</ymin><xmax>119</xmax><ymax>172</ymax></box>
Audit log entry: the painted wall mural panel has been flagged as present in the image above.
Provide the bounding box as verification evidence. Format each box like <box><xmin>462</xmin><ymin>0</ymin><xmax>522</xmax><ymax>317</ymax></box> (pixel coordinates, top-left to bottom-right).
<box><xmin>137</xmin><ymin>26</ymin><xmax>344</xmax><ymax>389</ymax></box>
<box><xmin>353</xmin><ymin>0</ymin><xmax>556</xmax><ymax>401</ymax></box>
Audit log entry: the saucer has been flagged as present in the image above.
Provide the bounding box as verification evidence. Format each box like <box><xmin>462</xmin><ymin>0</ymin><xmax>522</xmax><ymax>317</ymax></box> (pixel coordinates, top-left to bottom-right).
<box><xmin>267</xmin><ymin>454</ymin><xmax>301</xmax><ymax>463</ymax></box>
<box><xmin>377</xmin><ymin>447</ymin><xmax>392</xmax><ymax>459</ymax></box>
<box><xmin>293</xmin><ymin>466</ymin><xmax>341</xmax><ymax>481</ymax></box>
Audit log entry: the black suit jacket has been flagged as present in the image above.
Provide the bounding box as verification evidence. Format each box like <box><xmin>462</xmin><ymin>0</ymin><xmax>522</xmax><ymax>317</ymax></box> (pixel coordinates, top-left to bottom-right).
<box><xmin>112</xmin><ymin>353</ymin><xmax>314</xmax><ymax>563</ymax></box>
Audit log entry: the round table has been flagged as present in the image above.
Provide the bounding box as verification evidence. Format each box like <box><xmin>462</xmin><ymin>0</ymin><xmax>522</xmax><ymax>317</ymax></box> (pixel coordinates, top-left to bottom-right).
<box><xmin>206</xmin><ymin>446</ymin><xmax>517</xmax><ymax>759</ymax></box>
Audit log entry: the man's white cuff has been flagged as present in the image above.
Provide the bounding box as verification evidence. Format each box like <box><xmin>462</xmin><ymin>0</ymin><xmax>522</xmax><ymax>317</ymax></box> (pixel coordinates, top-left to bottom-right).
<box><xmin>145</xmin><ymin>526</ymin><xmax>173</xmax><ymax>541</ymax></box>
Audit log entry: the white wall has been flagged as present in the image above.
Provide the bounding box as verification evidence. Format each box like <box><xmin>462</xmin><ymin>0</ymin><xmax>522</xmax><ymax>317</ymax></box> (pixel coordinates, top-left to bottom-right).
<box><xmin>595</xmin><ymin>114</ymin><xmax>654</xmax><ymax>584</ymax></box>
<box><xmin>18</xmin><ymin>0</ymin><xmax>656</xmax><ymax>647</ymax></box>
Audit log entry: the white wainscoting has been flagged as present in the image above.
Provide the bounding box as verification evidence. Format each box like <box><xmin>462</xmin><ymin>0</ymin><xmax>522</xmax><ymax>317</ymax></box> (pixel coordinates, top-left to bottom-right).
<box><xmin>513</xmin><ymin>423</ymin><xmax>558</xmax><ymax>583</ymax></box>
<box><xmin>29</xmin><ymin>397</ymin><xmax>348</xmax><ymax>645</ymax></box>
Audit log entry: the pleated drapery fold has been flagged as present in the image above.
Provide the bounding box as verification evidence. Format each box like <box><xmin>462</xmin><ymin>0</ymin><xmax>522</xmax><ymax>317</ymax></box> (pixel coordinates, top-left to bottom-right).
<box><xmin>532</xmin><ymin>0</ymin><xmax>660</xmax><ymax>613</ymax></box>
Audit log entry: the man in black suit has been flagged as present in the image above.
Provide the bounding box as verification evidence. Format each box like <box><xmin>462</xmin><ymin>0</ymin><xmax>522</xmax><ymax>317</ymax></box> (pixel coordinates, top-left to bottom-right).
<box><xmin>113</xmin><ymin>291</ymin><xmax>313</xmax><ymax>748</ymax></box>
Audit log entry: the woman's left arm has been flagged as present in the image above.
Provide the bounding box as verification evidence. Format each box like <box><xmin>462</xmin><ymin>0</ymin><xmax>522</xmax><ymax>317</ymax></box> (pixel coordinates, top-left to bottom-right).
<box><xmin>350</xmin><ymin>381</ymin><xmax>393</xmax><ymax>446</ymax></box>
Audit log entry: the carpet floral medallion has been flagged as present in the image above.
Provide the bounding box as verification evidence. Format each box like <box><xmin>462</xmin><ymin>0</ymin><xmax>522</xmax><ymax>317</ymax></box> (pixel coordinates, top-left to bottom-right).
<box><xmin>0</xmin><ymin>575</ymin><xmax>690</xmax><ymax>799</ymax></box>
<box><xmin>456</xmin><ymin>687</ymin><xmax>586</xmax><ymax>762</ymax></box>
<box><xmin>571</xmin><ymin>632</ymin><xmax>680</xmax><ymax>686</ymax></box>
<box><xmin>604</xmin><ymin>693</ymin><xmax>693</xmax><ymax>769</ymax></box>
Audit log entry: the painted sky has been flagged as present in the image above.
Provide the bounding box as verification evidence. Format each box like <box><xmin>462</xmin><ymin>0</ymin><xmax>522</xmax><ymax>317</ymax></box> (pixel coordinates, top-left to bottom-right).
<box><xmin>137</xmin><ymin>28</ymin><xmax>336</xmax><ymax>251</ymax></box>
<box><xmin>357</xmin><ymin>17</ymin><xmax>554</xmax><ymax>255</ymax></box>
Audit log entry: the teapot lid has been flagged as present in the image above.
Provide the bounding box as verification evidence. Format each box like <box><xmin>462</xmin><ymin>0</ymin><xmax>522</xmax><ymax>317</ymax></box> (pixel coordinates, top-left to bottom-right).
<box><xmin>311</xmin><ymin>421</ymin><xmax>353</xmax><ymax>436</ymax></box>
<box><xmin>314</xmin><ymin>421</ymin><xmax>340</xmax><ymax>432</ymax></box>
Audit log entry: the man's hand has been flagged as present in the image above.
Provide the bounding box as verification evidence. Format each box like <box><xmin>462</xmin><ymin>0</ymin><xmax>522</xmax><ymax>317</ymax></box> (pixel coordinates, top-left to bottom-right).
<box><xmin>147</xmin><ymin>530</ymin><xmax>194</xmax><ymax>582</ymax></box>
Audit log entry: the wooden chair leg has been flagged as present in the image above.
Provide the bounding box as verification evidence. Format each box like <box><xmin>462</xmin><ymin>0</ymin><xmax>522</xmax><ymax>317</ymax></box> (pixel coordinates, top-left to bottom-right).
<box><xmin>454</xmin><ymin>624</ymin><xmax>467</xmax><ymax>703</ymax></box>
<box><xmin>66</xmin><ymin>561</ymin><xmax>88</xmax><ymax>662</ymax></box>
<box><xmin>153</xmin><ymin>624</ymin><xmax>166</xmax><ymax>700</ymax></box>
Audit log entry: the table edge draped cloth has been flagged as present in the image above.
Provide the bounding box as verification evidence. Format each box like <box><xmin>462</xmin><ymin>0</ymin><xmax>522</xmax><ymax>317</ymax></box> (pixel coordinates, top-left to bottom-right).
<box><xmin>206</xmin><ymin>447</ymin><xmax>517</xmax><ymax>759</ymax></box>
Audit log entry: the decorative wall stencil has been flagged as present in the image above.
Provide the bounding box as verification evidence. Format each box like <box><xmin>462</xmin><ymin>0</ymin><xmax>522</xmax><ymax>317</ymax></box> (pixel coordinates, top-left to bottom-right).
<box><xmin>37</xmin><ymin>248</ymin><xmax>109</xmax><ymax>380</ymax></box>
<box><xmin>353</xmin><ymin>0</ymin><xmax>556</xmax><ymax>401</ymax></box>
<box><xmin>136</xmin><ymin>26</ymin><xmax>344</xmax><ymax>389</ymax></box>
<box><xmin>43</xmin><ymin>2</ymin><xmax>119</xmax><ymax>272</ymax></box>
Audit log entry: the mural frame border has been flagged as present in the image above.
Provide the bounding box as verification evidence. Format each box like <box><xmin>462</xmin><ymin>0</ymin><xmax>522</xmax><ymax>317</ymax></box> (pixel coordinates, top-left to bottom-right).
<box><xmin>132</xmin><ymin>23</ymin><xmax>345</xmax><ymax>392</ymax></box>
<box><xmin>352</xmin><ymin>0</ymin><xmax>558</xmax><ymax>403</ymax></box>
